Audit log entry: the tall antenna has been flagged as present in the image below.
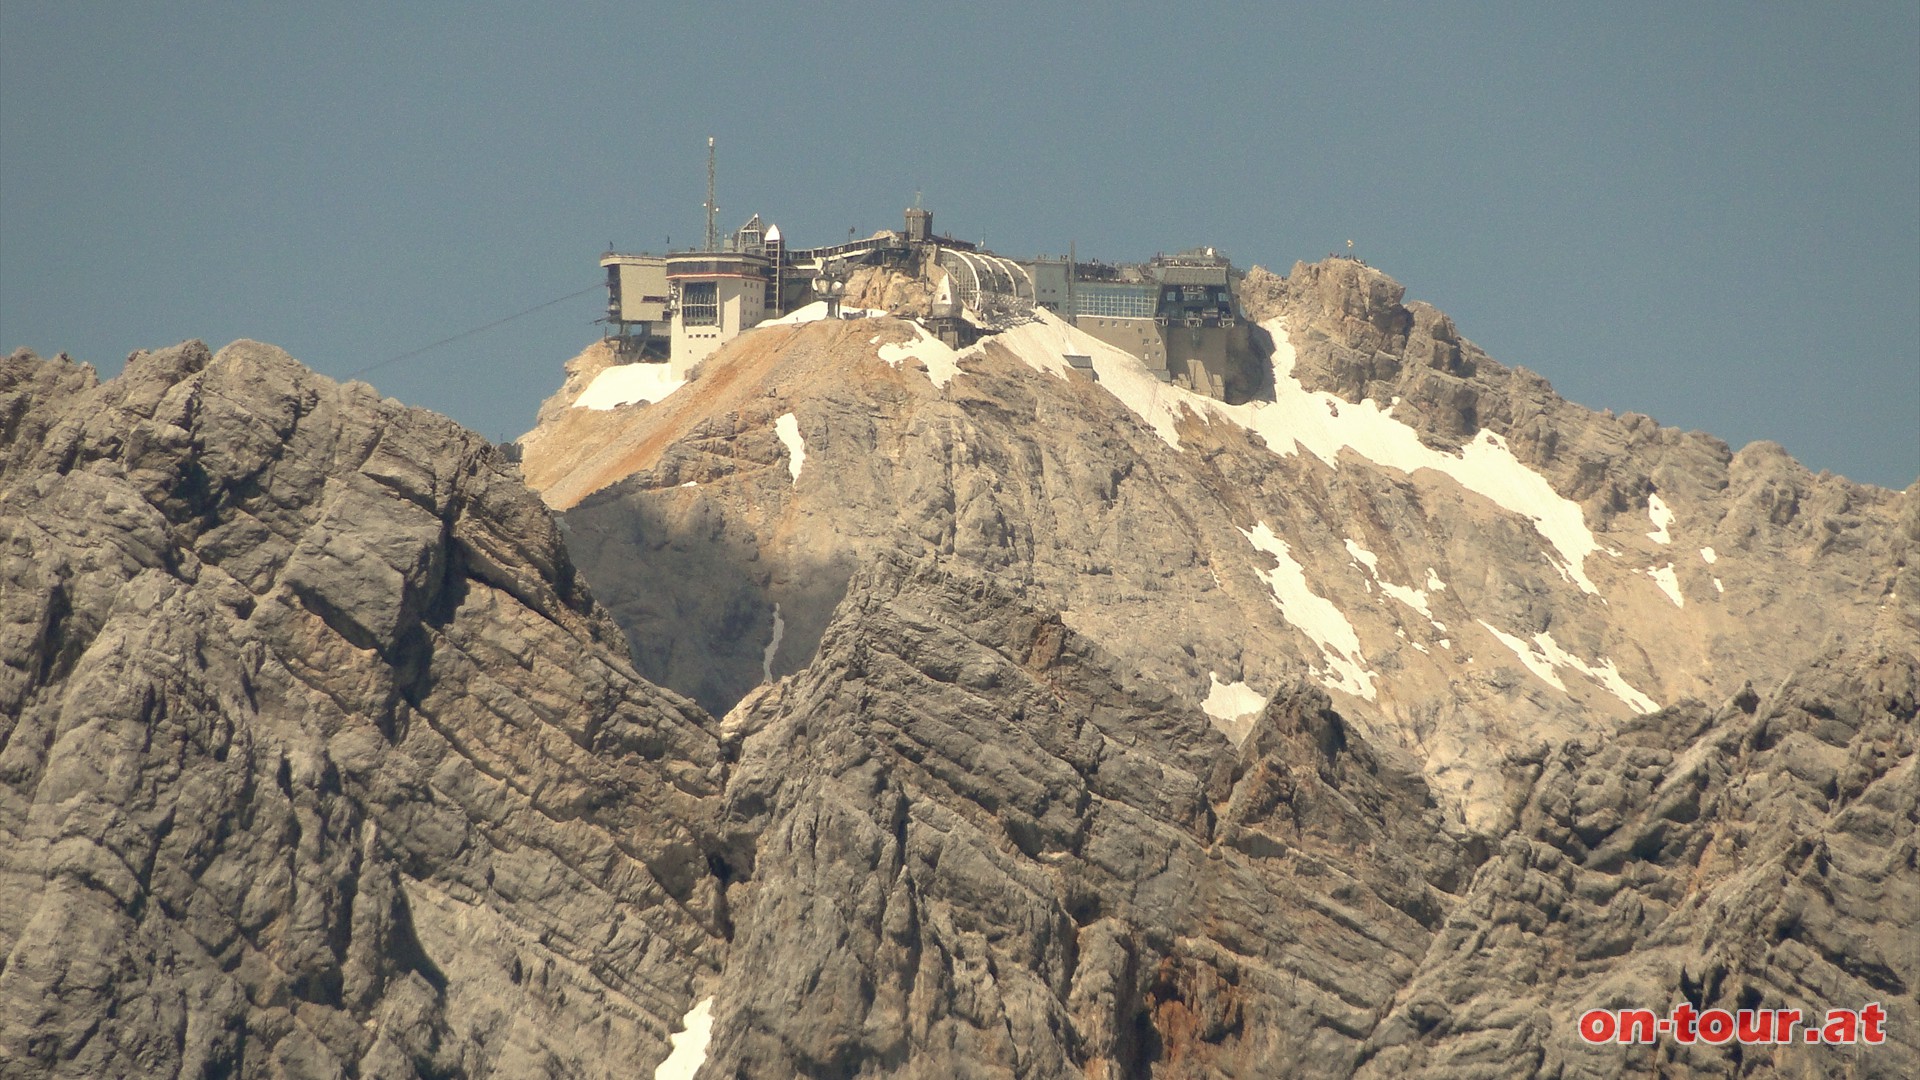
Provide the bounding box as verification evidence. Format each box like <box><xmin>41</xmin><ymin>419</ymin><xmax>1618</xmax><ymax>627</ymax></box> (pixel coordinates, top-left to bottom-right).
<box><xmin>703</xmin><ymin>137</ymin><xmax>718</xmax><ymax>251</ymax></box>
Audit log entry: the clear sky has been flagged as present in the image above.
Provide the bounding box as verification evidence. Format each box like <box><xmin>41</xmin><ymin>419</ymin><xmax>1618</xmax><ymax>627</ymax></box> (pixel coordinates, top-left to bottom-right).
<box><xmin>4</xmin><ymin>3</ymin><xmax>1916</xmax><ymax>488</ymax></box>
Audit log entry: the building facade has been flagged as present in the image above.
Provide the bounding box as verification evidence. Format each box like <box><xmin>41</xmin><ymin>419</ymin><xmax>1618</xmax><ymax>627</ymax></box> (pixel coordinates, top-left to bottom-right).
<box><xmin>664</xmin><ymin>251</ymin><xmax>772</xmax><ymax>376</ymax></box>
<box><xmin>600</xmin><ymin>208</ymin><xmax>1254</xmax><ymax>402</ymax></box>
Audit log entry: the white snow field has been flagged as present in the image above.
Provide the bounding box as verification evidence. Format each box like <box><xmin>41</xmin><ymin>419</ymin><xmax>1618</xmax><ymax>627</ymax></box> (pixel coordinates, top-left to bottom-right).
<box><xmin>988</xmin><ymin>311</ymin><xmax>1605</xmax><ymax>594</ymax></box>
<box><xmin>574</xmin><ymin>362</ymin><xmax>688</xmax><ymax>410</ymax></box>
<box><xmin>1476</xmin><ymin>620</ymin><xmax>1659</xmax><ymax>713</ymax></box>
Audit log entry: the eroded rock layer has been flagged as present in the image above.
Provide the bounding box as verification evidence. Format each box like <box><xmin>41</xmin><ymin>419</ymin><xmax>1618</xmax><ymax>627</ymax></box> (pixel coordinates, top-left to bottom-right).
<box><xmin>0</xmin><ymin>343</ymin><xmax>724</xmax><ymax>1078</ymax></box>
<box><xmin>5</xmin><ymin>252</ymin><xmax>1915</xmax><ymax>1079</ymax></box>
<box><xmin>516</xmin><ymin>255</ymin><xmax>1915</xmax><ymax>1077</ymax></box>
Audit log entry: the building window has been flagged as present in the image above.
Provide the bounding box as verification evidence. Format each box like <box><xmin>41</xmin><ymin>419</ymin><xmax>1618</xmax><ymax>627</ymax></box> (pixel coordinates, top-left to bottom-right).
<box><xmin>682</xmin><ymin>281</ymin><xmax>719</xmax><ymax>326</ymax></box>
<box><xmin>1073</xmin><ymin>285</ymin><xmax>1156</xmax><ymax>319</ymax></box>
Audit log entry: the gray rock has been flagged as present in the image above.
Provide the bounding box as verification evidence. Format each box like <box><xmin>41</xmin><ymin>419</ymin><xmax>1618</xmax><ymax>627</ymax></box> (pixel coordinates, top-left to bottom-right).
<box><xmin>0</xmin><ymin>343</ymin><xmax>726</xmax><ymax>1079</ymax></box>
<box><xmin>10</xmin><ymin>240</ymin><xmax>1915</xmax><ymax>1080</ymax></box>
<box><xmin>705</xmin><ymin>556</ymin><xmax>1472</xmax><ymax>1078</ymax></box>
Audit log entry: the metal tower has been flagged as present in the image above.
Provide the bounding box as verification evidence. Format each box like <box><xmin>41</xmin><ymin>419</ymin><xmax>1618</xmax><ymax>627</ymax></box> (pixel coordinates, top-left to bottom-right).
<box><xmin>703</xmin><ymin>137</ymin><xmax>718</xmax><ymax>252</ymax></box>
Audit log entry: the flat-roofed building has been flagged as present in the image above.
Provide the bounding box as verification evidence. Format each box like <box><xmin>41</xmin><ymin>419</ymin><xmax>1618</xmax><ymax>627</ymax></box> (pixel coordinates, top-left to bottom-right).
<box><xmin>664</xmin><ymin>251</ymin><xmax>772</xmax><ymax>376</ymax></box>
<box><xmin>1015</xmin><ymin>248</ymin><xmax>1245</xmax><ymax>398</ymax></box>
<box><xmin>600</xmin><ymin>253</ymin><xmax>671</xmax><ymax>357</ymax></box>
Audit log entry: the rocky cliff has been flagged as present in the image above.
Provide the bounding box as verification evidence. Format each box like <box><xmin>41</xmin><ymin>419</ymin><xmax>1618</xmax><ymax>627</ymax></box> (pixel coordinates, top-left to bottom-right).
<box><xmin>1</xmin><ymin>343</ymin><xmax>725</xmax><ymax>1078</ymax></box>
<box><xmin>4</xmin><ymin>253</ymin><xmax>1913</xmax><ymax>1078</ymax></box>
<box><xmin>517</xmin><ymin>256</ymin><xmax>1915</xmax><ymax>1077</ymax></box>
<box><xmin>523</xmin><ymin>260</ymin><xmax>1913</xmax><ymax>830</ymax></box>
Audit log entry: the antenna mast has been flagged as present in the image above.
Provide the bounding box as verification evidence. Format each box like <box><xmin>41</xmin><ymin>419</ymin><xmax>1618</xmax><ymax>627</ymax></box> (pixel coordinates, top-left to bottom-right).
<box><xmin>703</xmin><ymin>137</ymin><xmax>718</xmax><ymax>251</ymax></box>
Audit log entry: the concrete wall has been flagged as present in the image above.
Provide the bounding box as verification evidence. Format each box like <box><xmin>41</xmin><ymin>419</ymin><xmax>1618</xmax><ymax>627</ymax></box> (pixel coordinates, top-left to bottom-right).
<box><xmin>1075</xmin><ymin>317</ymin><xmax>1168</xmax><ymax>376</ymax></box>
<box><xmin>1166</xmin><ymin>322</ymin><xmax>1230</xmax><ymax>396</ymax></box>
<box><xmin>614</xmin><ymin>261</ymin><xmax>669</xmax><ymax>322</ymax></box>
<box><xmin>670</xmin><ymin>276</ymin><xmax>764</xmax><ymax>377</ymax></box>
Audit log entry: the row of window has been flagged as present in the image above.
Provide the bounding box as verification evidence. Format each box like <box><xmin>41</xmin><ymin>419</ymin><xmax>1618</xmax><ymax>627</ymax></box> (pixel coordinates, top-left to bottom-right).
<box><xmin>680</xmin><ymin>282</ymin><xmax>719</xmax><ymax>326</ymax></box>
<box><xmin>1071</xmin><ymin>286</ymin><xmax>1158</xmax><ymax>319</ymax></box>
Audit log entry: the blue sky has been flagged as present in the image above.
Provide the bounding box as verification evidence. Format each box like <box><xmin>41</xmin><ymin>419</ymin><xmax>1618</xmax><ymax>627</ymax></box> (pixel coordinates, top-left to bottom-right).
<box><xmin>4</xmin><ymin>3</ymin><xmax>1915</xmax><ymax>487</ymax></box>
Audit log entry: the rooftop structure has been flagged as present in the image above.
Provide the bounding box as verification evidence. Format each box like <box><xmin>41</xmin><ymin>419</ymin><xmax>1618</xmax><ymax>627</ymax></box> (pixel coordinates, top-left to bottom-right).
<box><xmin>598</xmin><ymin>155</ymin><xmax>1255</xmax><ymax>400</ymax></box>
<box><xmin>1015</xmin><ymin>248</ymin><xmax>1243</xmax><ymax>398</ymax></box>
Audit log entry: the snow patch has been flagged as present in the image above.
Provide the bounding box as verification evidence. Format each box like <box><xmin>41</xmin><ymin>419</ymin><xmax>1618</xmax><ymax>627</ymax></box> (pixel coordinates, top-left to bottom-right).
<box><xmin>1239</xmin><ymin>522</ymin><xmax>1375</xmax><ymax>700</ymax></box>
<box><xmin>1425</xmin><ymin>568</ymin><xmax>1447</xmax><ymax>592</ymax></box>
<box><xmin>877</xmin><ymin>321</ymin><xmax>965</xmax><ymax>388</ymax></box>
<box><xmin>679</xmin><ymin>480</ymin><xmax>697</xmax><ymax>488</ymax></box>
<box><xmin>1203</xmin><ymin>673</ymin><xmax>1269</xmax><ymax>725</ymax></box>
<box><xmin>1345</xmin><ymin>538</ymin><xmax>1444</xmax><ymax>628</ymax></box>
<box><xmin>1700</xmin><ymin>546</ymin><xmax>1718</xmax><ymax>564</ymax></box>
<box><xmin>653</xmin><ymin>997</ymin><xmax>714</xmax><ymax>1080</ymax></box>
<box><xmin>1247</xmin><ymin>321</ymin><xmax>1601</xmax><ymax>592</ymax></box>
<box><xmin>985</xmin><ymin>313</ymin><xmax>1602</xmax><ymax>593</ymax></box>
<box><xmin>1380</xmin><ymin>579</ymin><xmax>1433</xmax><ymax>619</ymax></box>
<box><xmin>1343</xmin><ymin>539</ymin><xmax>1380</xmax><ymax>576</ymax></box>
<box><xmin>574</xmin><ymin>363</ymin><xmax>687</xmax><ymax>410</ymax></box>
<box><xmin>1646</xmin><ymin>494</ymin><xmax>1675</xmax><ymax>544</ymax></box>
<box><xmin>1476</xmin><ymin>621</ymin><xmax>1659</xmax><ymax>713</ymax></box>
<box><xmin>1713</xmin><ymin>577</ymin><xmax>1724</xmax><ymax>594</ymax></box>
<box><xmin>774</xmin><ymin>412</ymin><xmax>805</xmax><ymax>482</ymax></box>
<box><xmin>1647</xmin><ymin>563</ymin><xmax>1684</xmax><ymax>607</ymax></box>
<box><xmin>761</xmin><ymin>605</ymin><xmax>784</xmax><ymax>683</ymax></box>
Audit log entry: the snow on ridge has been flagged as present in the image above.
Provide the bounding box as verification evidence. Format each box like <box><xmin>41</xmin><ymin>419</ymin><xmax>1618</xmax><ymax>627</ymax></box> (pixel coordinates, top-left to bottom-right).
<box><xmin>1343</xmin><ymin>539</ymin><xmax>1381</xmax><ymax>581</ymax></box>
<box><xmin>983</xmin><ymin>311</ymin><xmax>1602</xmax><ymax>594</ymax></box>
<box><xmin>1646</xmin><ymin>494</ymin><xmax>1675</xmax><ymax>544</ymax></box>
<box><xmin>574</xmin><ymin>363</ymin><xmax>687</xmax><ymax>410</ymax></box>
<box><xmin>1346</xmin><ymin>538</ymin><xmax>1431</xmax><ymax>617</ymax></box>
<box><xmin>980</xmin><ymin>314</ymin><xmax>1188</xmax><ymax>445</ymax></box>
<box><xmin>653</xmin><ymin>997</ymin><xmax>715</xmax><ymax>1080</ymax></box>
<box><xmin>1240</xmin><ymin>522</ymin><xmax>1376</xmax><ymax>700</ymax></box>
<box><xmin>1344</xmin><ymin>538</ymin><xmax>1443</xmax><ymax>638</ymax></box>
<box><xmin>1246</xmin><ymin>320</ymin><xmax>1601</xmax><ymax>593</ymax></box>
<box><xmin>1476</xmin><ymin>620</ymin><xmax>1659</xmax><ymax>713</ymax></box>
<box><xmin>774</xmin><ymin>412</ymin><xmax>806</xmax><ymax>482</ymax></box>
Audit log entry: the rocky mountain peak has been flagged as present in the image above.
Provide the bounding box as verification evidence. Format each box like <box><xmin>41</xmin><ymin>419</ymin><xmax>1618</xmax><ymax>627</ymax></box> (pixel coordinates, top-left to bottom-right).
<box><xmin>6</xmin><ymin>245</ymin><xmax>1913</xmax><ymax>1076</ymax></box>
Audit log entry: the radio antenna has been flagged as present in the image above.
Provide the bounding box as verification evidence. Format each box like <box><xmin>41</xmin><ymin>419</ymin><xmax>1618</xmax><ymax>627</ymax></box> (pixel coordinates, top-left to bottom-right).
<box><xmin>703</xmin><ymin>137</ymin><xmax>718</xmax><ymax>251</ymax></box>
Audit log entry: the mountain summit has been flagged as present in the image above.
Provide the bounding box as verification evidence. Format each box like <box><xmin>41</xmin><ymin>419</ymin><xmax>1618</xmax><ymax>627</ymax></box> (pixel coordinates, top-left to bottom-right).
<box><xmin>510</xmin><ymin>255</ymin><xmax>1915</xmax><ymax>1076</ymax></box>
<box><xmin>4</xmin><ymin>256</ymin><xmax>1914</xmax><ymax>1077</ymax></box>
<box><xmin>523</xmin><ymin>256</ymin><xmax>1913</xmax><ymax>825</ymax></box>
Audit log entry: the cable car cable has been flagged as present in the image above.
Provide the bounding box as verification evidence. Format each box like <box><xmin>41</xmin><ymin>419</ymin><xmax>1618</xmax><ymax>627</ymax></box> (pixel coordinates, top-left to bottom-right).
<box><xmin>348</xmin><ymin>283</ymin><xmax>602</xmax><ymax>378</ymax></box>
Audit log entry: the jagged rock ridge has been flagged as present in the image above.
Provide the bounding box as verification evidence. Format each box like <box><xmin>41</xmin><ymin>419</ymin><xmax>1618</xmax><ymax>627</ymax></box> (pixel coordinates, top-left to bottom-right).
<box><xmin>1</xmin><ymin>343</ymin><xmax>725</xmax><ymax>1078</ymax></box>
<box><xmin>522</xmin><ymin>260</ymin><xmax>1913</xmax><ymax>828</ymax></box>
<box><xmin>3</xmin><ymin>250</ymin><xmax>1914</xmax><ymax>1078</ymax></box>
<box><xmin>515</xmin><ymin>255</ymin><xmax>1915</xmax><ymax>1076</ymax></box>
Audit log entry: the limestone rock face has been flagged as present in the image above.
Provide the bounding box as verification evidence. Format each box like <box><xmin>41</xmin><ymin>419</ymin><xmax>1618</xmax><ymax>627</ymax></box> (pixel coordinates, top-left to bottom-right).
<box><xmin>1358</xmin><ymin>646</ymin><xmax>1919</xmax><ymax>1078</ymax></box>
<box><xmin>8</xmin><ymin>248</ymin><xmax>1914</xmax><ymax>1079</ymax></box>
<box><xmin>841</xmin><ymin>264</ymin><xmax>937</xmax><ymax>317</ymax></box>
<box><xmin>514</xmin><ymin>255</ymin><xmax>1916</xmax><ymax>1077</ymax></box>
<box><xmin>0</xmin><ymin>343</ymin><xmax>725</xmax><ymax>1079</ymax></box>
<box><xmin>704</xmin><ymin>557</ymin><xmax>1475</xmax><ymax>1078</ymax></box>
<box><xmin>521</xmin><ymin>267</ymin><xmax>1912</xmax><ymax>831</ymax></box>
